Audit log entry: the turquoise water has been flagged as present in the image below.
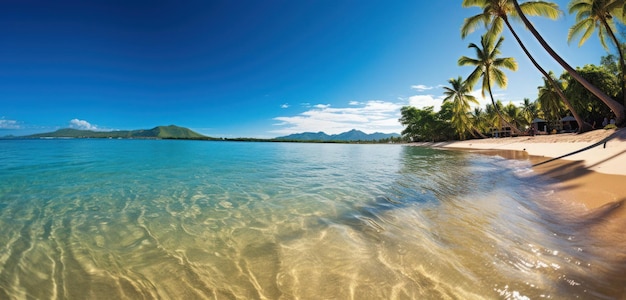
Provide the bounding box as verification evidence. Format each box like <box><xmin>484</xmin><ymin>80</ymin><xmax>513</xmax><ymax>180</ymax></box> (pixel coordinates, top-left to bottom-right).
<box><xmin>0</xmin><ymin>139</ymin><xmax>624</xmax><ymax>299</ymax></box>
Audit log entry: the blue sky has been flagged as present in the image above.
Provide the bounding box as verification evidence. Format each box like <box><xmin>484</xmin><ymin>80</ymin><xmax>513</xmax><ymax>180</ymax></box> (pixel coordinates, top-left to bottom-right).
<box><xmin>0</xmin><ymin>0</ymin><xmax>609</xmax><ymax>138</ymax></box>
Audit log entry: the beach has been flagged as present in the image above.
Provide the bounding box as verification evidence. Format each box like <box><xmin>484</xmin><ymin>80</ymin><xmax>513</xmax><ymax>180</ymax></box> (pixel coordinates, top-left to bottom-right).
<box><xmin>432</xmin><ymin>128</ymin><xmax>626</xmax><ymax>175</ymax></box>
<box><xmin>427</xmin><ymin>128</ymin><xmax>626</xmax><ymax>206</ymax></box>
<box><xmin>422</xmin><ymin>129</ymin><xmax>626</xmax><ymax>256</ymax></box>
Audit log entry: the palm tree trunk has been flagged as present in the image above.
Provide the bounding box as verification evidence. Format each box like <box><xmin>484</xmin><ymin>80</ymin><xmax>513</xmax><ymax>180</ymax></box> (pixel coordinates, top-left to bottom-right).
<box><xmin>512</xmin><ymin>0</ymin><xmax>625</xmax><ymax>126</ymax></box>
<box><xmin>470</xmin><ymin>125</ymin><xmax>488</xmax><ymax>139</ymax></box>
<box><xmin>486</xmin><ymin>76</ymin><xmax>522</xmax><ymax>135</ymax></box>
<box><xmin>601</xmin><ymin>18</ymin><xmax>626</xmax><ymax>108</ymax></box>
<box><xmin>502</xmin><ymin>16</ymin><xmax>592</xmax><ymax>133</ymax></box>
<box><xmin>471</xmin><ymin>129</ymin><xmax>487</xmax><ymax>139</ymax></box>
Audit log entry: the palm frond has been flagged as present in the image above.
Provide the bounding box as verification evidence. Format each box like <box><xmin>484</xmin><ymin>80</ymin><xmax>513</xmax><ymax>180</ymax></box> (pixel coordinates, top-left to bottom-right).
<box><xmin>518</xmin><ymin>1</ymin><xmax>562</xmax><ymax>19</ymax></box>
<box><xmin>461</xmin><ymin>14</ymin><xmax>490</xmax><ymax>38</ymax></box>
<box><xmin>490</xmin><ymin>68</ymin><xmax>508</xmax><ymax>89</ymax></box>
<box><xmin>493</xmin><ymin>57</ymin><xmax>518</xmax><ymax>71</ymax></box>
<box><xmin>597</xmin><ymin>23</ymin><xmax>610</xmax><ymax>50</ymax></box>
<box><xmin>568</xmin><ymin>1</ymin><xmax>589</xmax><ymax>15</ymax></box>
<box><xmin>486</xmin><ymin>17</ymin><xmax>504</xmax><ymax>38</ymax></box>
<box><xmin>466</xmin><ymin>94</ymin><xmax>479</xmax><ymax>105</ymax></box>
<box><xmin>458</xmin><ymin>55</ymin><xmax>479</xmax><ymax>67</ymax></box>
<box><xmin>462</xmin><ymin>0</ymin><xmax>487</xmax><ymax>8</ymax></box>
<box><xmin>568</xmin><ymin>19</ymin><xmax>594</xmax><ymax>46</ymax></box>
<box><xmin>465</xmin><ymin>67</ymin><xmax>483</xmax><ymax>90</ymax></box>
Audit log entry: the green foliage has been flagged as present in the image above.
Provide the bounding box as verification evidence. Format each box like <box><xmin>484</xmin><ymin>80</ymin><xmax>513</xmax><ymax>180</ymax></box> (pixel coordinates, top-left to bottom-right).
<box><xmin>568</xmin><ymin>0</ymin><xmax>623</xmax><ymax>50</ymax></box>
<box><xmin>459</xmin><ymin>34</ymin><xmax>518</xmax><ymax>95</ymax></box>
<box><xmin>443</xmin><ymin>76</ymin><xmax>479</xmax><ymax>140</ymax></box>
<box><xmin>537</xmin><ymin>72</ymin><xmax>568</xmax><ymax>122</ymax></box>
<box><xmin>601</xmin><ymin>54</ymin><xmax>620</xmax><ymax>76</ymax></box>
<box><xmin>569</xmin><ymin>0</ymin><xmax>626</xmax><ymax>108</ymax></box>
<box><xmin>562</xmin><ymin>64</ymin><xmax>620</xmax><ymax>122</ymax></box>
<box><xmin>399</xmin><ymin>106</ymin><xmax>454</xmax><ymax>142</ymax></box>
<box><xmin>461</xmin><ymin>0</ymin><xmax>561</xmax><ymax>39</ymax></box>
<box><xmin>503</xmin><ymin>102</ymin><xmax>522</xmax><ymax>129</ymax></box>
<box><xmin>459</xmin><ymin>33</ymin><xmax>522</xmax><ymax>134</ymax></box>
<box><xmin>471</xmin><ymin>107</ymin><xmax>490</xmax><ymax>135</ymax></box>
<box><xmin>520</xmin><ymin>98</ymin><xmax>539</xmax><ymax>126</ymax></box>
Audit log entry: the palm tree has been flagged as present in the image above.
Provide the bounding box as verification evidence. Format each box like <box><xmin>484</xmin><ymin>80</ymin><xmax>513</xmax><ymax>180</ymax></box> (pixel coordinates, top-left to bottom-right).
<box><xmin>503</xmin><ymin>102</ymin><xmax>523</xmax><ymax>130</ymax></box>
<box><xmin>459</xmin><ymin>34</ymin><xmax>522</xmax><ymax>135</ymax></box>
<box><xmin>461</xmin><ymin>0</ymin><xmax>591</xmax><ymax>132</ymax></box>
<box><xmin>568</xmin><ymin>0</ymin><xmax>626</xmax><ymax>107</ymax></box>
<box><xmin>485</xmin><ymin>103</ymin><xmax>501</xmax><ymax>129</ymax></box>
<box><xmin>511</xmin><ymin>0</ymin><xmax>625</xmax><ymax>125</ymax></box>
<box><xmin>537</xmin><ymin>74</ymin><xmax>567</xmax><ymax>125</ymax></box>
<box><xmin>484</xmin><ymin>103</ymin><xmax>506</xmax><ymax>136</ymax></box>
<box><xmin>471</xmin><ymin>107</ymin><xmax>490</xmax><ymax>137</ymax></box>
<box><xmin>520</xmin><ymin>98</ymin><xmax>539</xmax><ymax>127</ymax></box>
<box><xmin>442</xmin><ymin>76</ymin><xmax>480</xmax><ymax>140</ymax></box>
<box><xmin>461</xmin><ymin>0</ymin><xmax>560</xmax><ymax>40</ymax></box>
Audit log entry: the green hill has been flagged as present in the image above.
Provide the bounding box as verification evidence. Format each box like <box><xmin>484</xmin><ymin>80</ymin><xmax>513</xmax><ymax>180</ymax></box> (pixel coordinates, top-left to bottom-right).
<box><xmin>132</xmin><ymin>125</ymin><xmax>208</xmax><ymax>139</ymax></box>
<box><xmin>28</xmin><ymin>125</ymin><xmax>212</xmax><ymax>140</ymax></box>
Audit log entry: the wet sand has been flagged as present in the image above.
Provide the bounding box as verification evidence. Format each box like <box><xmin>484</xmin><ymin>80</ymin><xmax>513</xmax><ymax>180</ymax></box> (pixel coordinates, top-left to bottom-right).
<box><xmin>417</xmin><ymin>129</ymin><xmax>626</xmax><ymax>290</ymax></box>
<box><xmin>418</xmin><ymin>128</ymin><xmax>626</xmax><ymax>216</ymax></box>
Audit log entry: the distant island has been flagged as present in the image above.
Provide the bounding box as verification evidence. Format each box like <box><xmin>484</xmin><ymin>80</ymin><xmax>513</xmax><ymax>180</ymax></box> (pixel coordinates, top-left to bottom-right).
<box><xmin>26</xmin><ymin>125</ymin><xmax>215</xmax><ymax>140</ymax></box>
<box><xmin>275</xmin><ymin>129</ymin><xmax>400</xmax><ymax>142</ymax></box>
<box><xmin>7</xmin><ymin>126</ymin><xmax>402</xmax><ymax>143</ymax></box>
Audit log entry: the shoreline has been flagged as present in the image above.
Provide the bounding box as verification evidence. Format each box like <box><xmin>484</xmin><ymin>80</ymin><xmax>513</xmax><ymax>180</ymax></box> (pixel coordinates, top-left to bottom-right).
<box><xmin>414</xmin><ymin>128</ymin><xmax>626</xmax><ymax>217</ymax></box>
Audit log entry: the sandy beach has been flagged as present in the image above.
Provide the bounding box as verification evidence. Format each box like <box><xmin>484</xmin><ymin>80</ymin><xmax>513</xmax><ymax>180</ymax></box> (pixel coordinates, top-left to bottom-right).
<box><xmin>420</xmin><ymin>128</ymin><xmax>626</xmax><ymax>220</ymax></box>
<box><xmin>416</xmin><ymin>129</ymin><xmax>626</xmax><ymax>273</ymax></box>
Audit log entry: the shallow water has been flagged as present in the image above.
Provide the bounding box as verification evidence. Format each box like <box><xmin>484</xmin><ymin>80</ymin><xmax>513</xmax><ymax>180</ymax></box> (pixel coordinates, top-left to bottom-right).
<box><xmin>0</xmin><ymin>139</ymin><xmax>624</xmax><ymax>299</ymax></box>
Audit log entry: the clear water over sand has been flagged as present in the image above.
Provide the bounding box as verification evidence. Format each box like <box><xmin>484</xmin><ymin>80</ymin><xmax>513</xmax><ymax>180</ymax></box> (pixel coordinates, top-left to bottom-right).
<box><xmin>0</xmin><ymin>139</ymin><xmax>624</xmax><ymax>299</ymax></box>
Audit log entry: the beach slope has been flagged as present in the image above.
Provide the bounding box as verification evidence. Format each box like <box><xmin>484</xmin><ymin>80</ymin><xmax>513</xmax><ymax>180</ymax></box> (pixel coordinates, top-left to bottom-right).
<box><xmin>423</xmin><ymin>129</ymin><xmax>626</xmax><ymax>214</ymax></box>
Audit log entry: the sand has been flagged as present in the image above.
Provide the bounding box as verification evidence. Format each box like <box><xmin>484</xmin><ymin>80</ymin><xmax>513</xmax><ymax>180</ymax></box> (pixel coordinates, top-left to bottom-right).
<box><xmin>417</xmin><ymin>128</ymin><xmax>626</xmax><ymax>217</ymax></box>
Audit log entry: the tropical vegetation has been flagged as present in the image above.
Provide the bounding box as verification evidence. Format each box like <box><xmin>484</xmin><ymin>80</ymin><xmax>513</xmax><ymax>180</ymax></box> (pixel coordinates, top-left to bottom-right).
<box><xmin>442</xmin><ymin>76</ymin><xmax>481</xmax><ymax>140</ymax></box>
<box><xmin>458</xmin><ymin>34</ymin><xmax>520</xmax><ymax>134</ymax></box>
<box><xmin>399</xmin><ymin>0</ymin><xmax>626</xmax><ymax>142</ymax></box>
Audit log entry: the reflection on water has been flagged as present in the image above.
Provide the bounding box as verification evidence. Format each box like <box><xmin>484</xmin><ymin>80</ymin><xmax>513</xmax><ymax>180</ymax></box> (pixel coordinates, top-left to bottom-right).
<box><xmin>0</xmin><ymin>140</ymin><xmax>624</xmax><ymax>299</ymax></box>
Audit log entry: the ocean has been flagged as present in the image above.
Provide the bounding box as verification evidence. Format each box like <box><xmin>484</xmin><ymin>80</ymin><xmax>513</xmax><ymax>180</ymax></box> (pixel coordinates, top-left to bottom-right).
<box><xmin>0</xmin><ymin>139</ymin><xmax>624</xmax><ymax>299</ymax></box>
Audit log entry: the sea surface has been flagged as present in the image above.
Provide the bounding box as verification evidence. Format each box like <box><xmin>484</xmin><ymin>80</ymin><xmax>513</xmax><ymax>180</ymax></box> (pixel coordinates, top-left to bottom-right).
<box><xmin>0</xmin><ymin>139</ymin><xmax>624</xmax><ymax>299</ymax></box>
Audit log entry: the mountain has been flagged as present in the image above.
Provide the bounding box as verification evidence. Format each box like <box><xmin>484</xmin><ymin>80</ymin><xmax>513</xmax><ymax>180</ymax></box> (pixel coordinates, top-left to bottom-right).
<box><xmin>27</xmin><ymin>125</ymin><xmax>211</xmax><ymax>139</ymax></box>
<box><xmin>276</xmin><ymin>129</ymin><xmax>400</xmax><ymax>142</ymax></box>
<box><xmin>276</xmin><ymin>131</ymin><xmax>329</xmax><ymax>141</ymax></box>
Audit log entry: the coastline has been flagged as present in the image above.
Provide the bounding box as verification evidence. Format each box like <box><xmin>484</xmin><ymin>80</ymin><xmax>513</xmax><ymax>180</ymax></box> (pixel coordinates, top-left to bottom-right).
<box><xmin>414</xmin><ymin>128</ymin><xmax>626</xmax><ymax>217</ymax></box>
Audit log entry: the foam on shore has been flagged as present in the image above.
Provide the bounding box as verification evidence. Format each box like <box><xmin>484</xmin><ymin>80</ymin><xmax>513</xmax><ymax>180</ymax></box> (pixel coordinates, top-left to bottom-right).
<box><xmin>418</xmin><ymin>128</ymin><xmax>626</xmax><ymax>221</ymax></box>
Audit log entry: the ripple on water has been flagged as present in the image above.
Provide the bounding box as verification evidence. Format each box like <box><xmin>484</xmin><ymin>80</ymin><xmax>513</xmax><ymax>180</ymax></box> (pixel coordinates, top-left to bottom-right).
<box><xmin>0</xmin><ymin>140</ymin><xmax>625</xmax><ymax>299</ymax></box>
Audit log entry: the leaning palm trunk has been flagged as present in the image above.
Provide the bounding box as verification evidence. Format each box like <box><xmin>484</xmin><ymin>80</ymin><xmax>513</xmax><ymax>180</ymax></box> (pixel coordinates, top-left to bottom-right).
<box><xmin>471</xmin><ymin>127</ymin><xmax>488</xmax><ymax>139</ymax></box>
<box><xmin>601</xmin><ymin>17</ymin><xmax>626</xmax><ymax>108</ymax></box>
<box><xmin>502</xmin><ymin>14</ymin><xmax>591</xmax><ymax>133</ymax></box>
<box><xmin>512</xmin><ymin>0</ymin><xmax>625</xmax><ymax>126</ymax></box>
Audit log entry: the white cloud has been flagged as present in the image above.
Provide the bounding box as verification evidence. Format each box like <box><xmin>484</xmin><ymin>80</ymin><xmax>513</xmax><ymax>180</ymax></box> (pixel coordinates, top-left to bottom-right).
<box><xmin>408</xmin><ymin>94</ymin><xmax>445</xmax><ymax>112</ymax></box>
<box><xmin>69</xmin><ymin>119</ymin><xmax>99</xmax><ymax>130</ymax></box>
<box><xmin>281</xmin><ymin>103</ymin><xmax>290</xmax><ymax>109</ymax></box>
<box><xmin>411</xmin><ymin>84</ymin><xmax>434</xmax><ymax>91</ymax></box>
<box><xmin>271</xmin><ymin>86</ymin><xmax>516</xmax><ymax>137</ymax></box>
<box><xmin>272</xmin><ymin>100</ymin><xmax>404</xmax><ymax>135</ymax></box>
<box><xmin>0</xmin><ymin>118</ymin><xmax>20</xmax><ymax>130</ymax></box>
